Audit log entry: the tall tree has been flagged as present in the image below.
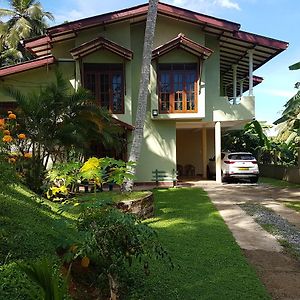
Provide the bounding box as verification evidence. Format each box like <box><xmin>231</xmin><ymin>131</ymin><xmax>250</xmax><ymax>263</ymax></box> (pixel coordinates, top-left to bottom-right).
<box><xmin>0</xmin><ymin>0</ymin><xmax>54</xmax><ymax>65</ymax></box>
<box><xmin>123</xmin><ymin>0</ymin><xmax>159</xmax><ymax>192</ymax></box>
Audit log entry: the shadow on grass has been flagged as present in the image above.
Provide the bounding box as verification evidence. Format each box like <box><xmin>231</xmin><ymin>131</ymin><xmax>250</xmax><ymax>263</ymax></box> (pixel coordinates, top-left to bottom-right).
<box><xmin>126</xmin><ymin>188</ymin><xmax>270</xmax><ymax>300</ymax></box>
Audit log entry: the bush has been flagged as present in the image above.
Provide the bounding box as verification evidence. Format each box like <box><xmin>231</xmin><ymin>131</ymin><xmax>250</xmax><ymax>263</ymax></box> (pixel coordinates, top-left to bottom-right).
<box><xmin>67</xmin><ymin>202</ymin><xmax>173</xmax><ymax>299</ymax></box>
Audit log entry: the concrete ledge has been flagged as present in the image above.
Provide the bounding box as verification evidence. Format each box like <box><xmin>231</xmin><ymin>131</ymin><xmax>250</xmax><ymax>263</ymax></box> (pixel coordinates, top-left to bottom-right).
<box><xmin>116</xmin><ymin>192</ymin><xmax>154</xmax><ymax>219</ymax></box>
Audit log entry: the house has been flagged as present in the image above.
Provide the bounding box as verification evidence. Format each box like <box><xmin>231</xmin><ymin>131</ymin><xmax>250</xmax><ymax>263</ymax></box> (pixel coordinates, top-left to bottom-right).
<box><xmin>0</xmin><ymin>2</ymin><xmax>288</xmax><ymax>184</ymax></box>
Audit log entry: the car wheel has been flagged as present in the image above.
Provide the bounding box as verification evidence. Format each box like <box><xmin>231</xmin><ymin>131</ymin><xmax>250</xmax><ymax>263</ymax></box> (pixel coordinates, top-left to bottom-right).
<box><xmin>221</xmin><ymin>171</ymin><xmax>227</xmax><ymax>183</ymax></box>
<box><xmin>250</xmin><ymin>177</ymin><xmax>258</xmax><ymax>184</ymax></box>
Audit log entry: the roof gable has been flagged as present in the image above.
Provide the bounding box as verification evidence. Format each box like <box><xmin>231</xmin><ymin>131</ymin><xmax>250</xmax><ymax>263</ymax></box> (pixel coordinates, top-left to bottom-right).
<box><xmin>152</xmin><ymin>33</ymin><xmax>213</xmax><ymax>60</ymax></box>
<box><xmin>70</xmin><ymin>37</ymin><xmax>133</xmax><ymax>60</ymax></box>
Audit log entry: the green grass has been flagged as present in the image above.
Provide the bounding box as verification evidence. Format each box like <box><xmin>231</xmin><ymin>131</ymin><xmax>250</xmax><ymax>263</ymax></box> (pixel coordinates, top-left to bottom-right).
<box><xmin>259</xmin><ymin>177</ymin><xmax>300</xmax><ymax>188</ymax></box>
<box><xmin>0</xmin><ymin>184</ymin><xmax>77</xmax><ymax>299</ymax></box>
<box><xmin>127</xmin><ymin>188</ymin><xmax>270</xmax><ymax>300</ymax></box>
<box><xmin>283</xmin><ymin>201</ymin><xmax>300</xmax><ymax>212</ymax></box>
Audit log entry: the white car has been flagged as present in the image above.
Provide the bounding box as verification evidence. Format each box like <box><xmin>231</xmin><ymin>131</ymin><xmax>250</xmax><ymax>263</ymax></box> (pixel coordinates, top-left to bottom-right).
<box><xmin>207</xmin><ymin>152</ymin><xmax>259</xmax><ymax>183</ymax></box>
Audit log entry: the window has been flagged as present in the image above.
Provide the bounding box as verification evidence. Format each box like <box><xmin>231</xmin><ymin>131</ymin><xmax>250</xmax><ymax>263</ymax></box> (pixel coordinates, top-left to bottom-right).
<box><xmin>158</xmin><ymin>63</ymin><xmax>198</xmax><ymax>113</ymax></box>
<box><xmin>84</xmin><ymin>63</ymin><xmax>124</xmax><ymax>113</ymax></box>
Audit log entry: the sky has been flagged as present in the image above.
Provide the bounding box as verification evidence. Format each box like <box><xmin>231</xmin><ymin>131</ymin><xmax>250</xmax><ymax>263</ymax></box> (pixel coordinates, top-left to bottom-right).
<box><xmin>1</xmin><ymin>0</ymin><xmax>300</xmax><ymax>124</ymax></box>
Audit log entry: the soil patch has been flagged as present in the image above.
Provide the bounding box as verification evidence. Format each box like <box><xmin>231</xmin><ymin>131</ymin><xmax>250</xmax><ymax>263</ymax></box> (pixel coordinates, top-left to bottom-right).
<box><xmin>244</xmin><ymin>250</ymin><xmax>300</xmax><ymax>300</ymax></box>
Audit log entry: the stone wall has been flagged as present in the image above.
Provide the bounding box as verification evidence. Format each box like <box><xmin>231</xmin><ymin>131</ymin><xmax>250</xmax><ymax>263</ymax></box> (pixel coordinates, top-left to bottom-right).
<box><xmin>259</xmin><ymin>164</ymin><xmax>300</xmax><ymax>184</ymax></box>
<box><xmin>116</xmin><ymin>192</ymin><xmax>154</xmax><ymax>219</ymax></box>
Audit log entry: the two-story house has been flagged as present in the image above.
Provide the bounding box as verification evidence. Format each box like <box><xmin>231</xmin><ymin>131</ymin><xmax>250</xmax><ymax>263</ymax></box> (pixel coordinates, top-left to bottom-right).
<box><xmin>0</xmin><ymin>2</ymin><xmax>288</xmax><ymax>184</ymax></box>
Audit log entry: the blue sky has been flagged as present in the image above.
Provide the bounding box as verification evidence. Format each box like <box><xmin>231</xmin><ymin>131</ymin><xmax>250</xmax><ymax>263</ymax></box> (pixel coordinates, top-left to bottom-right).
<box><xmin>1</xmin><ymin>0</ymin><xmax>299</xmax><ymax>124</ymax></box>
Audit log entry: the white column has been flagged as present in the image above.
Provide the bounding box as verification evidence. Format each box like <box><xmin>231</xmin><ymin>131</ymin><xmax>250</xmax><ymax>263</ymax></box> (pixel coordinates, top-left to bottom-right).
<box><xmin>215</xmin><ymin>121</ymin><xmax>222</xmax><ymax>183</ymax></box>
<box><xmin>75</xmin><ymin>60</ymin><xmax>81</xmax><ymax>91</ymax></box>
<box><xmin>232</xmin><ymin>64</ymin><xmax>237</xmax><ymax>104</ymax></box>
<box><xmin>248</xmin><ymin>49</ymin><xmax>254</xmax><ymax>96</ymax></box>
<box><xmin>202</xmin><ymin>128</ymin><xmax>207</xmax><ymax>179</ymax></box>
<box><xmin>239</xmin><ymin>79</ymin><xmax>244</xmax><ymax>98</ymax></box>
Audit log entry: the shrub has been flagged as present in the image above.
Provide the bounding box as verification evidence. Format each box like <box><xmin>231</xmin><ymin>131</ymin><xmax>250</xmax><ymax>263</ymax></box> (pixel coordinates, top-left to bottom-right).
<box><xmin>66</xmin><ymin>202</ymin><xmax>172</xmax><ymax>299</ymax></box>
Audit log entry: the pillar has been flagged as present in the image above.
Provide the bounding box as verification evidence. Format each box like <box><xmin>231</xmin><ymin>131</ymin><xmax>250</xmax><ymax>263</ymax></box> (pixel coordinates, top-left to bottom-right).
<box><xmin>248</xmin><ymin>49</ymin><xmax>254</xmax><ymax>96</ymax></box>
<box><xmin>215</xmin><ymin>121</ymin><xmax>222</xmax><ymax>183</ymax></box>
<box><xmin>202</xmin><ymin>128</ymin><xmax>207</xmax><ymax>179</ymax></box>
<box><xmin>239</xmin><ymin>79</ymin><xmax>244</xmax><ymax>98</ymax></box>
<box><xmin>232</xmin><ymin>64</ymin><xmax>237</xmax><ymax>104</ymax></box>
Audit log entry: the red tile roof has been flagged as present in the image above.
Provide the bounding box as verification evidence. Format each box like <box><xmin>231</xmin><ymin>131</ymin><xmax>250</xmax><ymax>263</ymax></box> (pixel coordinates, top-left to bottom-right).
<box><xmin>0</xmin><ymin>56</ymin><xmax>55</xmax><ymax>77</ymax></box>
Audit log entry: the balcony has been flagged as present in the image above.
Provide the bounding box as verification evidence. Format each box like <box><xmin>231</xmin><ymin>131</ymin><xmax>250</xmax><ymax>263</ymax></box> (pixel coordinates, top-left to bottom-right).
<box><xmin>212</xmin><ymin>96</ymin><xmax>255</xmax><ymax>122</ymax></box>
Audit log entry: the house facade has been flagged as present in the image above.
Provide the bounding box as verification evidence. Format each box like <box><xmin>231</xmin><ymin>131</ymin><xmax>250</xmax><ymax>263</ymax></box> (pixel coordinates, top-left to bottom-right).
<box><xmin>0</xmin><ymin>2</ymin><xmax>288</xmax><ymax>184</ymax></box>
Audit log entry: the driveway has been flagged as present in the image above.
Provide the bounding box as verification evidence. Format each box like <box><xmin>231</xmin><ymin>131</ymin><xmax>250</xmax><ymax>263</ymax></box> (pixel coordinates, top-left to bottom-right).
<box><xmin>197</xmin><ymin>182</ymin><xmax>300</xmax><ymax>300</ymax></box>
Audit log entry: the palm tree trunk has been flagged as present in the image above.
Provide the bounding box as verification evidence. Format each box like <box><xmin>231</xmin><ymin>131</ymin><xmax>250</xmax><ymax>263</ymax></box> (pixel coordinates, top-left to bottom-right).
<box><xmin>123</xmin><ymin>0</ymin><xmax>159</xmax><ymax>192</ymax></box>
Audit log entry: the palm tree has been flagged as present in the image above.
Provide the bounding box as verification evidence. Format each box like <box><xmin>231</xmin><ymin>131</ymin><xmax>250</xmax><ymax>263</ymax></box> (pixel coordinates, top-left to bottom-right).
<box><xmin>123</xmin><ymin>0</ymin><xmax>159</xmax><ymax>192</ymax></box>
<box><xmin>0</xmin><ymin>0</ymin><xmax>54</xmax><ymax>65</ymax></box>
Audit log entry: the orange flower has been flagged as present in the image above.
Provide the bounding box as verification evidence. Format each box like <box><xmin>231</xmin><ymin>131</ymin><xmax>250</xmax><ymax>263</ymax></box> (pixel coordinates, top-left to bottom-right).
<box><xmin>2</xmin><ymin>135</ymin><xmax>12</xmax><ymax>143</ymax></box>
<box><xmin>0</xmin><ymin>119</ymin><xmax>5</xmax><ymax>126</ymax></box>
<box><xmin>24</xmin><ymin>152</ymin><xmax>32</xmax><ymax>159</ymax></box>
<box><xmin>81</xmin><ymin>256</ymin><xmax>90</xmax><ymax>268</ymax></box>
<box><xmin>69</xmin><ymin>244</ymin><xmax>78</xmax><ymax>253</ymax></box>
<box><xmin>8</xmin><ymin>113</ymin><xmax>16</xmax><ymax>120</ymax></box>
<box><xmin>8</xmin><ymin>157</ymin><xmax>16</xmax><ymax>163</ymax></box>
<box><xmin>3</xmin><ymin>130</ymin><xmax>10</xmax><ymax>135</ymax></box>
<box><xmin>18</xmin><ymin>133</ymin><xmax>26</xmax><ymax>139</ymax></box>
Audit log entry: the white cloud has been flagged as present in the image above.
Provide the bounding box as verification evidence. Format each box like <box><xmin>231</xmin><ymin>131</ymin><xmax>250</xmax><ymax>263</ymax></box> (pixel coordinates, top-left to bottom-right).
<box><xmin>167</xmin><ymin>0</ymin><xmax>241</xmax><ymax>13</ymax></box>
<box><xmin>216</xmin><ymin>0</ymin><xmax>240</xmax><ymax>10</ymax></box>
<box><xmin>51</xmin><ymin>0</ymin><xmax>242</xmax><ymax>25</ymax></box>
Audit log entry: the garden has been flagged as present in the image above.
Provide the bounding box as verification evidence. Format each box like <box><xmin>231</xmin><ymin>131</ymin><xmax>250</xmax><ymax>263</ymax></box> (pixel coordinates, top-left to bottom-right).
<box><xmin>0</xmin><ymin>74</ymin><xmax>272</xmax><ymax>299</ymax></box>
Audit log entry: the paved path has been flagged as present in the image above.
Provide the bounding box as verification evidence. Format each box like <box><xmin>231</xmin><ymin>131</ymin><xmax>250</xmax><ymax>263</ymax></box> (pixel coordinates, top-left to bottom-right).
<box><xmin>195</xmin><ymin>182</ymin><xmax>300</xmax><ymax>300</ymax></box>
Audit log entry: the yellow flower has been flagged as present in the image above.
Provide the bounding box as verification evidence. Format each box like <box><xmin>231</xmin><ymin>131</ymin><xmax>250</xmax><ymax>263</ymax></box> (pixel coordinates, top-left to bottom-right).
<box><xmin>80</xmin><ymin>157</ymin><xmax>100</xmax><ymax>172</ymax></box>
<box><xmin>24</xmin><ymin>152</ymin><xmax>32</xmax><ymax>159</ymax></box>
<box><xmin>18</xmin><ymin>133</ymin><xmax>26</xmax><ymax>139</ymax></box>
<box><xmin>3</xmin><ymin>130</ymin><xmax>10</xmax><ymax>135</ymax></box>
<box><xmin>2</xmin><ymin>135</ymin><xmax>12</xmax><ymax>143</ymax></box>
<box><xmin>8</xmin><ymin>113</ymin><xmax>16</xmax><ymax>120</ymax></box>
<box><xmin>81</xmin><ymin>256</ymin><xmax>90</xmax><ymax>268</ymax></box>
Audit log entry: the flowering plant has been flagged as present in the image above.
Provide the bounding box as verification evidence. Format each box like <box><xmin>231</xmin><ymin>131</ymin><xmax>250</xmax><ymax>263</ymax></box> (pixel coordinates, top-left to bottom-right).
<box><xmin>0</xmin><ymin>110</ymin><xmax>32</xmax><ymax>183</ymax></box>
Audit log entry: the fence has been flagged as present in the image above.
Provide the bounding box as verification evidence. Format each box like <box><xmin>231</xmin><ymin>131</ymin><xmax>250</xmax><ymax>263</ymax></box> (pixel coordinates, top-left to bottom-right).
<box><xmin>259</xmin><ymin>164</ymin><xmax>300</xmax><ymax>184</ymax></box>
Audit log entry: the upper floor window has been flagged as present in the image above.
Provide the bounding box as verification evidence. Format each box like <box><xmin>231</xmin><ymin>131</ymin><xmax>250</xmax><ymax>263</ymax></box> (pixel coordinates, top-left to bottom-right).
<box><xmin>158</xmin><ymin>63</ymin><xmax>198</xmax><ymax>113</ymax></box>
<box><xmin>84</xmin><ymin>63</ymin><xmax>124</xmax><ymax>114</ymax></box>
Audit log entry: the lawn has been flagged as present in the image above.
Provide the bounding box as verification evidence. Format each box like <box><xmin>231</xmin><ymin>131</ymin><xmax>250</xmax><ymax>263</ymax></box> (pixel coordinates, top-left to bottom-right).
<box><xmin>0</xmin><ymin>186</ymin><xmax>270</xmax><ymax>299</ymax></box>
<box><xmin>259</xmin><ymin>177</ymin><xmax>300</xmax><ymax>188</ymax></box>
<box><xmin>0</xmin><ymin>184</ymin><xmax>77</xmax><ymax>299</ymax></box>
<box><xmin>126</xmin><ymin>188</ymin><xmax>270</xmax><ymax>300</ymax></box>
<box><xmin>258</xmin><ymin>177</ymin><xmax>300</xmax><ymax>213</ymax></box>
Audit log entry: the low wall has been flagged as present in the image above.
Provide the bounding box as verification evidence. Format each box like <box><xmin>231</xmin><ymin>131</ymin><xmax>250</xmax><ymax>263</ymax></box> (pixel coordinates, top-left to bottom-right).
<box><xmin>116</xmin><ymin>192</ymin><xmax>154</xmax><ymax>219</ymax></box>
<box><xmin>259</xmin><ymin>164</ymin><xmax>300</xmax><ymax>184</ymax></box>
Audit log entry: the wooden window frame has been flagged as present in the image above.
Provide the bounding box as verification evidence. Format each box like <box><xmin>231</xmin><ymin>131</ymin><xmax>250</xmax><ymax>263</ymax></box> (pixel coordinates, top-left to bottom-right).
<box><xmin>158</xmin><ymin>63</ymin><xmax>198</xmax><ymax>114</ymax></box>
<box><xmin>83</xmin><ymin>63</ymin><xmax>124</xmax><ymax>114</ymax></box>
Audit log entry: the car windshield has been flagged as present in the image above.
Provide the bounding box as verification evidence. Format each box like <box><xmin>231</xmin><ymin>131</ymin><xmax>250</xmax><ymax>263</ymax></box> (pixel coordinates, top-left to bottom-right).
<box><xmin>228</xmin><ymin>154</ymin><xmax>255</xmax><ymax>160</ymax></box>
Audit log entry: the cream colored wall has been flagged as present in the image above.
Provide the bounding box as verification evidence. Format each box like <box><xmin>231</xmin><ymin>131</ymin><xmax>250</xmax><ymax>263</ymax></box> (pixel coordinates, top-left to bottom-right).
<box><xmin>154</xmin><ymin>16</ymin><xmax>205</xmax><ymax>47</ymax></box>
<box><xmin>75</xmin><ymin>21</ymin><xmax>131</xmax><ymax>49</ymax></box>
<box><xmin>134</xmin><ymin>115</ymin><xmax>177</xmax><ymax>182</ymax></box>
<box><xmin>176</xmin><ymin>129</ymin><xmax>203</xmax><ymax>175</ymax></box>
<box><xmin>52</xmin><ymin>39</ymin><xmax>75</xmax><ymax>58</ymax></box>
<box><xmin>204</xmin><ymin>35</ymin><xmax>220</xmax><ymax>122</ymax></box>
<box><xmin>0</xmin><ymin>63</ymin><xmax>74</xmax><ymax>101</ymax></box>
